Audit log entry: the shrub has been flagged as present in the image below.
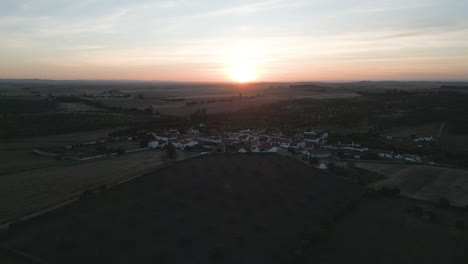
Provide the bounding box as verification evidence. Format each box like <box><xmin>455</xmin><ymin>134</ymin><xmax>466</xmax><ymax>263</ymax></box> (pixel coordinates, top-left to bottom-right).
<box><xmin>308</xmin><ymin>157</ymin><xmax>318</xmax><ymax>164</ymax></box>
<box><xmin>439</xmin><ymin>197</ymin><xmax>450</xmax><ymax>208</ymax></box>
<box><xmin>116</xmin><ymin>148</ymin><xmax>125</xmax><ymax>155</ymax></box>
<box><xmin>81</xmin><ymin>189</ymin><xmax>93</xmax><ymax>197</ymax></box>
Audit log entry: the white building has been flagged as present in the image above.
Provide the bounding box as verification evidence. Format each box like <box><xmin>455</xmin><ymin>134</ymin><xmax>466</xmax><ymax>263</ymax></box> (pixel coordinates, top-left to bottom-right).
<box><xmin>148</xmin><ymin>141</ymin><xmax>159</xmax><ymax>149</ymax></box>
<box><xmin>318</xmin><ymin>163</ymin><xmax>328</xmax><ymax>169</ymax></box>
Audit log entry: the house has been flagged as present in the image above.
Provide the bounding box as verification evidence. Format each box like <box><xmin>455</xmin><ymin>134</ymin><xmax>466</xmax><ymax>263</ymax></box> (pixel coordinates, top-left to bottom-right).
<box><xmin>378</xmin><ymin>152</ymin><xmax>393</xmax><ymax>159</ymax></box>
<box><xmin>269</xmin><ymin>137</ymin><xmax>291</xmax><ymax>148</ymax></box>
<box><xmin>258</xmin><ymin>142</ymin><xmax>272</xmax><ymax>152</ymax></box>
<box><xmin>238</xmin><ymin>135</ymin><xmax>249</xmax><ymax>141</ymax></box>
<box><xmin>268</xmin><ymin>147</ymin><xmax>281</xmax><ymax>153</ymax></box>
<box><xmin>154</xmin><ymin>136</ymin><xmax>170</xmax><ymax>142</ymax></box>
<box><xmin>318</xmin><ymin>163</ymin><xmax>328</xmax><ymax>170</ymax></box>
<box><xmin>198</xmin><ymin>136</ymin><xmax>222</xmax><ymax>144</ymax></box>
<box><xmin>222</xmin><ymin>139</ymin><xmax>238</xmax><ymax>146</ymax></box>
<box><xmin>341</xmin><ymin>146</ymin><xmax>368</xmax><ymax>152</ymax></box>
<box><xmin>251</xmin><ymin>146</ymin><xmax>261</xmax><ymax>152</ymax></box>
<box><xmin>148</xmin><ymin>141</ymin><xmax>159</xmax><ymax>149</ymax></box>
<box><xmin>320</xmin><ymin>132</ymin><xmax>329</xmax><ymax>140</ymax></box>
<box><xmin>238</xmin><ymin>148</ymin><xmax>248</xmax><ymax>153</ymax></box>
<box><xmin>404</xmin><ymin>155</ymin><xmax>421</xmax><ymax>163</ymax></box>
<box><xmin>177</xmin><ymin>139</ymin><xmax>198</xmax><ymax>149</ymax></box>
<box><xmin>414</xmin><ymin>136</ymin><xmax>433</xmax><ymax>142</ymax></box>
<box><xmin>305</xmin><ymin>141</ymin><xmax>319</xmax><ymax>149</ymax></box>
<box><xmin>290</xmin><ymin>140</ymin><xmax>305</xmax><ymax>150</ymax></box>
<box><xmin>304</xmin><ymin>131</ymin><xmax>317</xmax><ymax>136</ymax></box>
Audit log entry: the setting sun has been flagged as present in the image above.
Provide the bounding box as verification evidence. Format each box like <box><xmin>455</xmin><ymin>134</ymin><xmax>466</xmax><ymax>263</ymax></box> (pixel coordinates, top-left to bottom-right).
<box><xmin>230</xmin><ymin>64</ymin><xmax>256</xmax><ymax>83</ymax></box>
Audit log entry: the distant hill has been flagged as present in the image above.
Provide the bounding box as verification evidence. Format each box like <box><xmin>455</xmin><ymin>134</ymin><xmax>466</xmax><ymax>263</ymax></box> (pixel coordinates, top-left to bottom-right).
<box><xmin>439</xmin><ymin>85</ymin><xmax>468</xmax><ymax>90</ymax></box>
<box><xmin>290</xmin><ymin>84</ymin><xmax>328</xmax><ymax>92</ymax></box>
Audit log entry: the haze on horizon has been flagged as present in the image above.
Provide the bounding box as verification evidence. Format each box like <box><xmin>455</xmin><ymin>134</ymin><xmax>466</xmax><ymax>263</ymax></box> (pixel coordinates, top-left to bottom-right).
<box><xmin>1</xmin><ymin>0</ymin><xmax>467</xmax><ymax>82</ymax></box>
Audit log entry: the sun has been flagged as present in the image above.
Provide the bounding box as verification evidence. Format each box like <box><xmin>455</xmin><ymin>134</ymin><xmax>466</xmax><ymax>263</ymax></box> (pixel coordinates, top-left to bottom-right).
<box><xmin>230</xmin><ymin>64</ymin><xmax>256</xmax><ymax>83</ymax></box>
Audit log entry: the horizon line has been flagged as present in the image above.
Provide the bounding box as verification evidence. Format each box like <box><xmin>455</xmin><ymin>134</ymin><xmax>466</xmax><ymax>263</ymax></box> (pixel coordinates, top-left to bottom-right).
<box><xmin>1</xmin><ymin>78</ymin><xmax>468</xmax><ymax>84</ymax></box>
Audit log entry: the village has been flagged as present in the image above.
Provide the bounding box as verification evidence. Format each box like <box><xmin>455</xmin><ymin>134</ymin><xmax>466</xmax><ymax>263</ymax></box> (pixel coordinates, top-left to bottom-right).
<box><xmin>33</xmin><ymin>124</ymin><xmax>437</xmax><ymax>168</ymax></box>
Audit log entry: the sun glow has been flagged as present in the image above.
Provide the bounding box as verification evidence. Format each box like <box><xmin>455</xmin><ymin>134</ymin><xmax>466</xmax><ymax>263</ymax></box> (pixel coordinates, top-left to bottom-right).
<box><xmin>230</xmin><ymin>64</ymin><xmax>256</xmax><ymax>83</ymax></box>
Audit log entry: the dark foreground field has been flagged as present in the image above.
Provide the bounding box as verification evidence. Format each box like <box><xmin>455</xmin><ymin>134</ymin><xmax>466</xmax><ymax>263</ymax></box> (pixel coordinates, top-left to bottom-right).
<box><xmin>1</xmin><ymin>154</ymin><xmax>468</xmax><ymax>264</ymax></box>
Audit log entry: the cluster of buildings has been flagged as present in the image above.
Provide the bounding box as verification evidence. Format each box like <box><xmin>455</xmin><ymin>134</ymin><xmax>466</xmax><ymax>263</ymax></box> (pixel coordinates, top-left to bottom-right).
<box><xmin>147</xmin><ymin>129</ymin><xmax>330</xmax><ymax>155</ymax></box>
<box><xmin>36</xmin><ymin>126</ymin><xmax>434</xmax><ymax>165</ymax></box>
<box><xmin>146</xmin><ymin>128</ymin><xmax>431</xmax><ymax>164</ymax></box>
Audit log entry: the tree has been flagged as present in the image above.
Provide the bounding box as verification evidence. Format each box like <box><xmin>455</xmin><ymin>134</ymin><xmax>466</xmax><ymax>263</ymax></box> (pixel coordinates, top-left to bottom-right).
<box><xmin>140</xmin><ymin>139</ymin><xmax>150</xmax><ymax>148</ymax></box>
<box><xmin>308</xmin><ymin>156</ymin><xmax>318</xmax><ymax>165</ymax></box>
<box><xmin>166</xmin><ymin>141</ymin><xmax>176</xmax><ymax>159</ymax></box>
<box><xmin>96</xmin><ymin>145</ymin><xmax>107</xmax><ymax>153</ymax></box>
<box><xmin>116</xmin><ymin>148</ymin><xmax>125</xmax><ymax>155</ymax></box>
<box><xmin>144</xmin><ymin>106</ymin><xmax>153</xmax><ymax>115</ymax></box>
<box><xmin>439</xmin><ymin>197</ymin><xmax>450</xmax><ymax>208</ymax></box>
<box><xmin>190</xmin><ymin>108</ymin><xmax>207</xmax><ymax>124</ymax></box>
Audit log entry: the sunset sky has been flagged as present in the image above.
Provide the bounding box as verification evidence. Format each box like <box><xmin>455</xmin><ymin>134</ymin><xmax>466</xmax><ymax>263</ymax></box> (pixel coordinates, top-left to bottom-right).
<box><xmin>1</xmin><ymin>0</ymin><xmax>467</xmax><ymax>82</ymax></box>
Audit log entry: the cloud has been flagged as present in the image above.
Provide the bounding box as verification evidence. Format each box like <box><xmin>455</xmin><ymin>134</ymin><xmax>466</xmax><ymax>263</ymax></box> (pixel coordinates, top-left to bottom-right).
<box><xmin>21</xmin><ymin>9</ymin><xmax>127</xmax><ymax>37</ymax></box>
<box><xmin>189</xmin><ymin>0</ymin><xmax>314</xmax><ymax>19</ymax></box>
<box><xmin>61</xmin><ymin>45</ymin><xmax>107</xmax><ymax>51</ymax></box>
<box><xmin>362</xmin><ymin>23</ymin><xmax>468</xmax><ymax>42</ymax></box>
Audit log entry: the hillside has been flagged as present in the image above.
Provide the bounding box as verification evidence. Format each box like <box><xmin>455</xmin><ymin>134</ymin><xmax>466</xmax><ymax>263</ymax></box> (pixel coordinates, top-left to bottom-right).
<box><xmin>1</xmin><ymin>154</ymin><xmax>361</xmax><ymax>263</ymax></box>
<box><xmin>1</xmin><ymin>154</ymin><xmax>468</xmax><ymax>263</ymax></box>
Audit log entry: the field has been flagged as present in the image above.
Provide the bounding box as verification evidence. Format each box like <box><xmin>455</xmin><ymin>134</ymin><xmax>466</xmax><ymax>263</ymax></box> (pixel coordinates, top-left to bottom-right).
<box><xmin>2</xmin><ymin>154</ymin><xmax>468</xmax><ymax>263</ymax></box>
<box><xmin>0</xmin><ymin>150</ymin><xmax>175</xmax><ymax>225</ymax></box>
<box><xmin>0</xmin><ymin>154</ymin><xmax>363</xmax><ymax>263</ymax></box>
<box><xmin>0</xmin><ymin>127</ymin><xmax>128</xmax><ymax>173</ymax></box>
<box><xmin>356</xmin><ymin>162</ymin><xmax>468</xmax><ymax>207</ymax></box>
<box><xmin>311</xmin><ymin>195</ymin><xmax>468</xmax><ymax>264</ymax></box>
<box><xmin>56</xmin><ymin>102</ymin><xmax>107</xmax><ymax>112</ymax></box>
<box><xmin>383</xmin><ymin>123</ymin><xmax>442</xmax><ymax>138</ymax></box>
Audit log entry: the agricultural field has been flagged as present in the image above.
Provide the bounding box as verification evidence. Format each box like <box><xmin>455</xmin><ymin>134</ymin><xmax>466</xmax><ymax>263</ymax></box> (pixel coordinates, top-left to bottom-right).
<box><xmin>356</xmin><ymin>162</ymin><xmax>468</xmax><ymax>207</ymax></box>
<box><xmin>312</xmin><ymin>195</ymin><xmax>468</xmax><ymax>264</ymax></box>
<box><xmin>0</xmin><ymin>111</ymin><xmax>170</xmax><ymax>138</ymax></box>
<box><xmin>0</xmin><ymin>150</ymin><xmax>173</xmax><ymax>225</ymax></box>
<box><xmin>56</xmin><ymin>102</ymin><xmax>108</xmax><ymax>112</ymax></box>
<box><xmin>2</xmin><ymin>154</ymin><xmax>467</xmax><ymax>263</ymax></box>
<box><xmin>0</xmin><ymin>154</ymin><xmax>364</xmax><ymax>263</ymax></box>
<box><xmin>383</xmin><ymin>123</ymin><xmax>442</xmax><ymax>138</ymax></box>
<box><xmin>0</xmin><ymin>127</ymin><xmax>128</xmax><ymax>173</ymax></box>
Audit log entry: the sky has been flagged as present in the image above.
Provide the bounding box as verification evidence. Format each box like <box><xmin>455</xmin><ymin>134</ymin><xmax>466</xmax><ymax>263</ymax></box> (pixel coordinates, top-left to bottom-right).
<box><xmin>0</xmin><ymin>0</ymin><xmax>468</xmax><ymax>82</ymax></box>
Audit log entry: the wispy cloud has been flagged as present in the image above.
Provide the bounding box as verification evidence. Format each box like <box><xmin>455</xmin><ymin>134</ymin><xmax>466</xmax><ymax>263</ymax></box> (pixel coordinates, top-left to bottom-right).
<box><xmin>0</xmin><ymin>9</ymin><xmax>128</xmax><ymax>37</ymax></box>
<box><xmin>189</xmin><ymin>0</ymin><xmax>314</xmax><ymax>19</ymax></box>
<box><xmin>349</xmin><ymin>2</ymin><xmax>431</xmax><ymax>14</ymax></box>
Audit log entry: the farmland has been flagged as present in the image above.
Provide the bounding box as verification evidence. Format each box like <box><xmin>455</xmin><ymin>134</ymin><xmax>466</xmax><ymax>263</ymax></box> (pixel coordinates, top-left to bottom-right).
<box><xmin>0</xmin><ymin>150</ymin><xmax>173</xmax><ymax>225</ymax></box>
<box><xmin>356</xmin><ymin>162</ymin><xmax>468</xmax><ymax>207</ymax></box>
<box><xmin>1</xmin><ymin>154</ymin><xmax>364</xmax><ymax>263</ymax></box>
<box><xmin>2</xmin><ymin>154</ymin><xmax>467</xmax><ymax>263</ymax></box>
<box><xmin>312</xmin><ymin>195</ymin><xmax>468</xmax><ymax>264</ymax></box>
<box><xmin>0</xmin><ymin>127</ymin><xmax>128</xmax><ymax>173</ymax></box>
